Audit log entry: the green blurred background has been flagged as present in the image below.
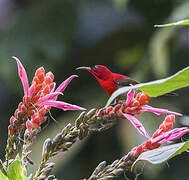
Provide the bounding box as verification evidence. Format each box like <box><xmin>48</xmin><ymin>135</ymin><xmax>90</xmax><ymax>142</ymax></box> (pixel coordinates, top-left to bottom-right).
<box><xmin>0</xmin><ymin>0</ymin><xmax>189</xmax><ymax>179</ymax></box>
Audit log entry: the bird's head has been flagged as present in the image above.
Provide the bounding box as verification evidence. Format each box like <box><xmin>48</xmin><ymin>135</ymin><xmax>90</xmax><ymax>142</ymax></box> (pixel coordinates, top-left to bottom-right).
<box><xmin>76</xmin><ymin>65</ymin><xmax>112</xmax><ymax>80</ymax></box>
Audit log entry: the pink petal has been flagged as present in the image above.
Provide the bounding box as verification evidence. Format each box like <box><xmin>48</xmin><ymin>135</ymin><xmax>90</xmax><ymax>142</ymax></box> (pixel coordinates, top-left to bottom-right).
<box><xmin>28</xmin><ymin>83</ymin><xmax>36</xmax><ymax>98</ymax></box>
<box><xmin>55</xmin><ymin>75</ymin><xmax>78</xmax><ymax>93</ymax></box>
<box><xmin>13</xmin><ymin>56</ymin><xmax>29</xmax><ymax>97</ymax></box>
<box><xmin>126</xmin><ymin>88</ymin><xmax>135</xmax><ymax>106</ymax></box>
<box><xmin>151</xmin><ymin>127</ymin><xmax>189</xmax><ymax>144</ymax></box>
<box><xmin>141</xmin><ymin>105</ymin><xmax>182</xmax><ymax>116</ymax></box>
<box><xmin>39</xmin><ymin>100</ymin><xmax>86</xmax><ymax>111</ymax></box>
<box><xmin>37</xmin><ymin>92</ymin><xmax>63</xmax><ymax>104</ymax></box>
<box><xmin>123</xmin><ymin>113</ymin><xmax>150</xmax><ymax>139</ymax></box>
<box><xmin>50</xmin><ymin>82</ymin><xmax>56</xmax><ymax>93</ymax></box>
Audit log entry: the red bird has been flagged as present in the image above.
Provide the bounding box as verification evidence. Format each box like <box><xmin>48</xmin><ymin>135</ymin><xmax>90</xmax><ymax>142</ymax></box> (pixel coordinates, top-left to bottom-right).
<box><xmin>76</xmin><ymin>65</ymin><xmax>139</xmax><ymax>95</ymax></box>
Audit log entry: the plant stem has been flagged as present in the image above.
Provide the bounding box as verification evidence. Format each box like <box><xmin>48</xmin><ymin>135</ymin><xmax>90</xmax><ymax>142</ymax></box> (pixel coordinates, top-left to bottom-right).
<box><xmin>34</xmin><ymin>108</ymin><xmax>118</xmax><ymax>179</ymax></box>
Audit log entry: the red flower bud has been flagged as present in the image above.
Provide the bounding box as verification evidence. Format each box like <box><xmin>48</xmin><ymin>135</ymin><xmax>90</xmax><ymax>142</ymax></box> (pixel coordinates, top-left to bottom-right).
<box><xmin>37</xmin><ymin>72</ymin><xmax>45</xmax><ymax>83</ymax></box>
<box><xmin>27</xmin><ymin>109</ymin><xmax>35</xmax><ymax>116</ymax></box>
<box><xmin>32</xmin><ymin>115</ymin><xmax>40</xmax><ymax>123</ymax></box>
<box><xmin>132</xmin><ymin>100</ymin><xmax>140</xmax><ymax>107</ymax></box>
<box><xmin>39</xmin><ymin>108</ymin><xmax>47</xmax><ymax>116</ymax></box>
<box><xmin>43</xmin><ymin>85</ymin><xmax>51</xmax><ymax>95</ymax></box>
<box><xmin>46</xmin><ymin>72</ymin><xmax>54</xmax><ymax>81</ymax></box>
<box><xmin>8</xmin><ymin>125</ymin><xmax>14</xmax><ymax>136</ymax></box>
<box><xmin>44</xmin><ymin>76</ymin><xmax>53</xmax><ymax>84</ymax></box>
<box><xmin>35</xmin><ymin>84</ymin><xmax>43</xmax><ymax>93</ymax></box>
<box><xmin>18</xmin><ymin>102</ymin><xmax>23</xmax><ymax>111</ymax></box>
<box><xmin>21</xmin><ymin>105</ymin><xmax>27</xmax><ymax>113</ymax></box>
<box><xmin>32</xmin><ymin>95</ymin><xmax>40</xmax><ymax>103</ymax></box>
<box><xmin>49</xmin><ymin>82</ymin><xmax>55</xmax><ymax>91</ymax></box>
<box><xmin>14</xmin><ymin>109</ymin><xmax>19</xmax><ymax>118</ymax></box>
<box><xmin>26</xmin><ymin>120</ymin><xmax>32</xmax><ymax>132</ymax></box>
<box><xmin>10</xmin><ymin>116</ymin><xmax>15</xmax><ymax>125</ymax></box>
<box><xmin>35</xmin><ymin>67</ymin><xmax>45</xmax><ymax>76</ymax></box>
<box><xmin>32</xmin><ymin>122</ymin><xmax>39</xmax><ymax>129</ymax></box>
<box><xmin>33</xmin><ymin>77</ymin><xmax>39</xmax><ymax>84</ymax></box>
<box><xmin>105</xmin><ymin>106</ymin><xmax>113</xmax><ymax>114</ymax></box>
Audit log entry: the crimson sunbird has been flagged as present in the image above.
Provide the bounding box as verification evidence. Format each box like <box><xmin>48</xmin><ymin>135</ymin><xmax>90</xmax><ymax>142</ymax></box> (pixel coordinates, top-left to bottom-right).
<box><xmin>76</xmin><ymin>65</ymin><xmax>177</xmax><ymax>98</ymax></box>
<box><xmin>76</xmin><ymin>65</ymin><xmax>139</xmax><ymax>95</ymax></box>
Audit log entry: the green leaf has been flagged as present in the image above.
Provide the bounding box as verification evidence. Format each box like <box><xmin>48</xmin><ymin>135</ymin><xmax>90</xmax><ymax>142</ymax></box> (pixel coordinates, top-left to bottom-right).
<box><xmin>0</xmin><ymin>170</ymin><xmax>8</xmax><ymax>180</ymax></box>
<box><xmin>169</xmin><ymin>140</ymin><xmax>189</xmax><ymax>159</ymax></box>
<box><xmin>155</xmin><ymin>19</ymin><xmax>189</xmax><ymax>27</ymax></box>
<box><xmin>106</xmin><ymin>66</ymin><xmax>189</xmax><ymax>106</ymax></box>
<box><xmin>133</xmin><ymin>141</ymin><xmax>189</xmax><ymax>167</ymax></box>
<box><xmin>7</xmin><ymin>155</ymin><xmax>28</xmax><ymax>180</ymax></box>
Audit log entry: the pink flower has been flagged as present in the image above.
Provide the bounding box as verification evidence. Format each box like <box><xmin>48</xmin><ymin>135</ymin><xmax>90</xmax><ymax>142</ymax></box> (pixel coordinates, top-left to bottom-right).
<box><xmin>132</xmin><ymin>115</ymin><xmax>189</xmax><ymax>157</ymax></box>
<box><xmin>11</xmin><ymin>56</ymin><xmax>85</xmax><ymax>133</ymax></box>
<box><xmin>122</xmin><ymin>89</ymin><xmax>182</xmax><ymax>138</ymax></box>
<box><xmin>97</xmin><ymin>89</ymin><xmax>182</xmax><ymax>139</ymax></box>
<box><xmin>151</xmin><ymin>127</ymin><xmax>189</xmax><ymax>144</ymax></box>
<box><xmin>13</xmin><ymin>56</ymin><xmax>85</xmax><ymax>111</ymax></box>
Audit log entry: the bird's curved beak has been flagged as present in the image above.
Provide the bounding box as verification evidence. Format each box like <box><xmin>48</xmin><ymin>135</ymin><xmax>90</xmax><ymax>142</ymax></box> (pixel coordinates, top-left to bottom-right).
<box><xmin>76</xmin><ymin>66</ymin><xmax>91</xmax><ymax>71</ymax></box>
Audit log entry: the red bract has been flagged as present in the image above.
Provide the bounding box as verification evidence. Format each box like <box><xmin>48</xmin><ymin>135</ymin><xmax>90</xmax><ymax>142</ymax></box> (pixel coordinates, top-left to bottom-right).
<box><xmin>131</xmin><ymin>115</ymin><xmax>189</xmax><ymax>157</ymax></box>
<box><xmin>9</xmin><ymin>57</ymin><xmax>85</xmax><ymax>135</ymax></box>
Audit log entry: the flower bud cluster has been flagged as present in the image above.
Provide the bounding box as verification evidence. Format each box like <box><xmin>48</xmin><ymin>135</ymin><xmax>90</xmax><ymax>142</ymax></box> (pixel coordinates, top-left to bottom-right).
<box><xmin>9</xmin><ymin>67</ymin><xmax>55</xmax><ymax>136</ymax></box>
<box><xmin>97</xmin><ymin>92</ymin><xmax>151</xmax><ymax>119</ymax></box>
<box><xmin>152</xmin><ymin>115</ymin><xmax>175</xmax><ymax>139</ymax></box>
<box><xmin>125</xmin><ymin>92</ymin><xmax>151</xmax><ymax>114</ymax></box>
<box><xmin>131</xmin><ymin>115</ymin><xmax>176</xmax><ymax>156</ymax></box>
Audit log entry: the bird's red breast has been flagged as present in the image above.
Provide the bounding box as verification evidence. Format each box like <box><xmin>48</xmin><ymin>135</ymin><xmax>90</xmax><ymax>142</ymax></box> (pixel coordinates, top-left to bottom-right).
<box><xmin>95</xmin><ymin>77</ymin><xmax>118</xmax><ymax>95</ymax></box>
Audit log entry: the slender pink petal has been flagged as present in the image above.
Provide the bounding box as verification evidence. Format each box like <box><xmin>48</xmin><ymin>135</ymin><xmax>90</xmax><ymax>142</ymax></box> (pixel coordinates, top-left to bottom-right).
<box><xmin>39</xmin><ymin>100</ymin><xmax>86</xmax><ymax>111</ymax></box>
<box><xmin>13</xmin><ymin>56</ymin><xmax>29</xmax><ymax>97</ymax></box>
<box><xmin>55</xmin><ymin>75</ymin><xmax>78</xmax><ymax>93</ymax></box>
<box><xmin>151</xmin><ymin>127</ymin><xmax>189</xmax><ymax>144</ymax></box>
<box><xmin>126</xmin><ymin>88</ymin><xmax>135</xmax><ymax>106</ymax></box>
<box><xmin>123</xmin><ymin>113</ymin><xmax>150</xmax><ymax>138</ymax></box>
<box><xmin>141</xmin><ymin>105</ymin><xmax>182</xmax><ymax>116</ymax></box>
<box><xmin>37</xmin><ymin>92</ymin><xmax>63</xmax><ymax>104</ymax></box>
<box><xmin>50</xmin><ymin>82</ymin><xmax>56</xmax><ymax>93</ymax></box>
<box><xmin>28</xmin><ymin>83</ymin><xmax>36</xmax><ymax>98</ymax></box>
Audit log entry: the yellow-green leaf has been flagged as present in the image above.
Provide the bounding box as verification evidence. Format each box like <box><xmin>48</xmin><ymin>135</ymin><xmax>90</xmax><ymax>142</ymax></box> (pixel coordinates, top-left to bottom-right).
<box><xmin>155</xmin><ymin>19</ymin><xmax>189</xmax><ymax>27</ymax></box>
<box><xmin>6</xmin><ymin>155</ymin><xmax>28</xmax><ymax>180</ymax></box>
<box><xmin>106</xmin><ymin>66</ymin><xmax>189</xmax><ymax>106</ymax></box>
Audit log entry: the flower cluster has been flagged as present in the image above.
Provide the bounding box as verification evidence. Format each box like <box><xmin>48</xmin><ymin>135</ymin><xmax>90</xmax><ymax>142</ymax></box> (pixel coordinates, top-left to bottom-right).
<box><xmin>87</xmin><ymin>115</ymin><xmax>189</xmax><ymax>180</ymax></box>
<box><xmin>98</xmin><ymin>89</ymin><xmax>182</xmax><ymax>138</ymax></box>
<box><xmin>8</xmin><ymin>57</ymin><xmax>85</xmax><ymax>136</ymax></box>
<box><xmin>131</xmin><ymin>115</ymin><xmax>189</xmax><ymax>156</ymax></box>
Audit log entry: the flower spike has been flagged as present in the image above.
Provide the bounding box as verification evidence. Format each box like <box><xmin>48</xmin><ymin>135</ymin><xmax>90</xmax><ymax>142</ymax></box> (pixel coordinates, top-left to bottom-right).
<box><xmin>131</xmin><ymin>115</ymin><xmax>189</xmax><ymax>157</ymax></box>
<box><xmin>11</xmin><ymin>57</ymin><xmax>86</xmax><ymax>133</ymax></box>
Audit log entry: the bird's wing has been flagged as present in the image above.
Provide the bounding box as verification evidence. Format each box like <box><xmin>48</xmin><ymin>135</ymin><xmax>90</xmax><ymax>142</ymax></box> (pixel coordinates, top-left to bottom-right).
<box><xmin>113</xmin><ymin>77</ymin><xmax>140</xmax><ymax>88</ymax></box>
<box><xmin>114</xmin><ymin>77</ymin><xmax>178</xmax><ymax>96</ymax></box>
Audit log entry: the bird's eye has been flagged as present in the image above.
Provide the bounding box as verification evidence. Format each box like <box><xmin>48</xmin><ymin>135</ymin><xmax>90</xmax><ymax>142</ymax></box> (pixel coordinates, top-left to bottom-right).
<box><xmin>91</xmin><ymin>66</ymin><xmax>99</xmax><ymax>70</ymax></box>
